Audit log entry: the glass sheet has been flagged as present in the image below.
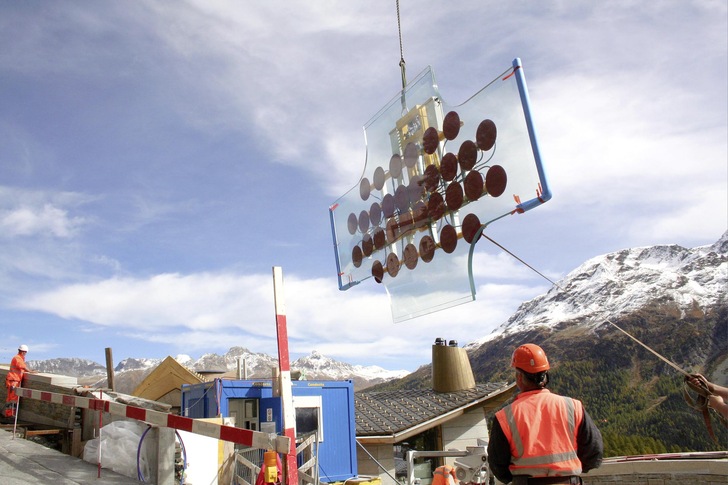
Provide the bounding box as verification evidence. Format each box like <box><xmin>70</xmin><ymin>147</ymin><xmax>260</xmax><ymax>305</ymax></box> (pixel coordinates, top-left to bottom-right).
<box><xmin>329</xmin><ymin>59</ymin><xmax>550</xmax><ymax>322</ymax></box>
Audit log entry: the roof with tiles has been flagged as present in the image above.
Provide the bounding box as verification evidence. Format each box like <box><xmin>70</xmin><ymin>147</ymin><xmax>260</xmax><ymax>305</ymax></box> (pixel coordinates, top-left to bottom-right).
<box><xmin>355</xmin><ymin>382</ymin><xmax>513</xmax><ymax>437</ymax></box>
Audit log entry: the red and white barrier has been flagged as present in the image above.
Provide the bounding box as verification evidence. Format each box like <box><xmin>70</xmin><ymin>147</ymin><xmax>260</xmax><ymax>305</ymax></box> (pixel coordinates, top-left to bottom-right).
<box><xmin>273</xmin><ymin>266</ymin><xmax>300</xmax><ymax>485</ymax></box>
<box><xmin>16</xmin><ymin>387</ymin><xmax>290</xmax><ymax>453</ymax></box>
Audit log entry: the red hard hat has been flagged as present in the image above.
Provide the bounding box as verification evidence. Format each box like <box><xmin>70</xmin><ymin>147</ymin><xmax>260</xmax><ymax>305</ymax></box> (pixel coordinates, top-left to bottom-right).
<box><xmin>511</xmin><ymin>344</ymin><xmax>550</xmax><ymax>372</ymax></box>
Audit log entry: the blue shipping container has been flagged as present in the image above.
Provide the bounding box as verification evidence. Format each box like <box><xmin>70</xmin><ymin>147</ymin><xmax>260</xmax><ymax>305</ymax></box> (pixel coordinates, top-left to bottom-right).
<box><xmin>181</xmin><ymin>379</ymin><xmax>357</xmax><ymax>482</ymax></box>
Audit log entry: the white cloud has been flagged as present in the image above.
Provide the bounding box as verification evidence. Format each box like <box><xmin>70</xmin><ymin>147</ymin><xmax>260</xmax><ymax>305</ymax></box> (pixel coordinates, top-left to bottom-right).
<box><xmin>0</xmin><ymin>187</ymin><xmax>89</xmax><ymax>239</ymax></box>
<box><xmin>0</xmin><ymin>204</ymin><xmax>82</xmax><ymax>238</ymax></box>
<box><xmin>0</xmin><ymin>340</ymin><xmax>58</xmax><ymax>358</ymax></box>
<box><xmin>17</xmin><ymin>272</ymin><xmax>272</xmax><ymax>331</ymax></box>
<box><xmin>14</xmin><ymin>268</ymin><xmax>545</xmax><ymax>369</ymax></box>
<box><xmin>534</xmin><ymin>66</ymin><xmax>727</xmax><ymax>246</ymax></box>
<box><xmin>122</xmin><ymin>329</ymin><xmax>275</xmax><ymax>355</ymax></box>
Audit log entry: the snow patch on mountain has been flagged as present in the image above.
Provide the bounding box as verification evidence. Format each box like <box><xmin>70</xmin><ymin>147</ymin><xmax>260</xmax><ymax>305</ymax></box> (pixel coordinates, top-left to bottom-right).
<box><xmin>175</xmin><ymin>354</ymin><xmax>193</xmax><ymax>366</ymax></box>
<box><xmin>467</xmin><ymin>232</ymin><xmax>727</xmax><ymax>348</ymax></box>
<box><xmin>115</xmin><ymin>357</ymin><xmax>162</xmax><ymax>373</ymax></box>
<box><xmin>292</xmin><ymin>350</ymin><xmax>409</xmax><ymax>380</ymax></box>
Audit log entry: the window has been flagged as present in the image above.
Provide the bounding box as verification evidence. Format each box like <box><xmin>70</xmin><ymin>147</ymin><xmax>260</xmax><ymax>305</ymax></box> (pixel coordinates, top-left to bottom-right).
<box><xmin>293</xmin><ymin>395</ymin><xmax>323</xmax><ymax>442</ymax></box>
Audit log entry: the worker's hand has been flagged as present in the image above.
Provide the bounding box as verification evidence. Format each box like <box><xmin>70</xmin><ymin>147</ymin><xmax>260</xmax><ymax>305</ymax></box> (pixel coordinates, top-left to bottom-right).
<box><xmin>687</xmin><ymin>374</ymin><xmax>712</xmax><ymax>394</ymax></box>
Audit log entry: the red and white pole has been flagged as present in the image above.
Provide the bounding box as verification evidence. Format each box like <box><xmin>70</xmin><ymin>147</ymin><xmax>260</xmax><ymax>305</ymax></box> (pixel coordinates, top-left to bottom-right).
<box><xmin>272</xmin><ymin>266</ymin><xmax>299</xmax><ymax>485</ymax></box>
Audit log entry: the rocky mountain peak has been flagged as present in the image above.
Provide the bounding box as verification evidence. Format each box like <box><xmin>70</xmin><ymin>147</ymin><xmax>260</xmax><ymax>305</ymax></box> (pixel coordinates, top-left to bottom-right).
<box><xmin>469</xmin><ymin>232</ymin><xmax>727</xmax><ymax>347</ymax></box>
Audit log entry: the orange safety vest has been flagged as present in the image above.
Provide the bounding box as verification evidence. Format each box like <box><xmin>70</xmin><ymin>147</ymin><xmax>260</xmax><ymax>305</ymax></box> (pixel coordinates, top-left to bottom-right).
<box><xmin>6</xmin><ymin>354</ymin><xmax>27</xmax><ymax>386</ymax></box>
<box><xmin>432</xmin><ymin>464</ymin><xmax>458</xmax><ymax>485</ymax></box>
<box><xmin>495</xmin><ymin>389</ymin><xmax>584</xmax><ymax>478</ymax></box>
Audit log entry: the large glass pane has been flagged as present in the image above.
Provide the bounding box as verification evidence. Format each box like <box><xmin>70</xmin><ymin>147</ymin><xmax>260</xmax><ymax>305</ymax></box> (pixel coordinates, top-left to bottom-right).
<box><xmin>330</xmin><ymin>59</ymin><xmax>550</xmax><ymax>322</ymax></box>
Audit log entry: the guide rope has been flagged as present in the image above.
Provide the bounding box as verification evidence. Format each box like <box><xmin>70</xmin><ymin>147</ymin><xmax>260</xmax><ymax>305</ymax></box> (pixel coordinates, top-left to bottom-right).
<box><xmin>480</xmin><ymin>233</ymin><xmax>724</xmax><ymax>441</ymax></box>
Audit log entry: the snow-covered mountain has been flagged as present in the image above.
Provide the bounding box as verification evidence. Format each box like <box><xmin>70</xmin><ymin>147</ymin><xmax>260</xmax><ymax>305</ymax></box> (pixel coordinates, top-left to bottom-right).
<box><xmin>115</xmin><ymin>357</ymin><xmax>165</xmax><ymax>373</ymax></box>
<box><xmin>191</xmin><ymin>346</ymin><xmax>279</xmax><ymax>375</ymax></box>
<box><xmin>467</xmin><ymin>231</ymin><xmax>727</xmax><ymax>348</ymax></box>
<box><xmin>292</xmin><ymin>350</ymin><xmax>409</xmax><ymax>381</ymax></box>
<box><xmin>29</xmin><ymin>346</ymin><xmax>409</xmax><ymax>391</ymax></box>
<box><xmin>26</xmin><ymin>357</ymin><xmax>108</xmax><ymax>377</ymax></box>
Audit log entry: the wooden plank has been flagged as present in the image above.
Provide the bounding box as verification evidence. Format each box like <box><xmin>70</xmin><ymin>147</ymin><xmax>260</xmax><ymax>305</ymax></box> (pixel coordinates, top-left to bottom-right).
<box><xmin>25</xmin><ymin>428</ymin><xmax>62</xmax><ymax>437</ymax></box>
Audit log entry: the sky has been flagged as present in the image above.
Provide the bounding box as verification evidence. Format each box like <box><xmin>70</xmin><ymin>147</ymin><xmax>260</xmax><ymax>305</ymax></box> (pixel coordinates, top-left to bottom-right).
<box><xmin>1</xmin><ymin>1</ymin><xmax>725</xmax><ymax>372</ymax></box>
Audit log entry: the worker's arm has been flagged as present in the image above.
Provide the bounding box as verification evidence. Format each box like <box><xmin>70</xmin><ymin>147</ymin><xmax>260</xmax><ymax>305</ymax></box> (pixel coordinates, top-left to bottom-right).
<box><xmin>577</xmin><ymin>408</ymin><xmax>604</xmax><ymax>473</ymax></box>
<box><xmin>689</xmin><ymin>374</ymin><xmax>728</xmax><ymax>420</ymax></box>
<box><xmin>707</xmin><ymin>395</ymin><xmax>728</xmax><ymax>420</ymax></box>
<box><xmin>487</xmin><ymin>417</ymin><xmax>513</xmax><ymax>484</ymax></box>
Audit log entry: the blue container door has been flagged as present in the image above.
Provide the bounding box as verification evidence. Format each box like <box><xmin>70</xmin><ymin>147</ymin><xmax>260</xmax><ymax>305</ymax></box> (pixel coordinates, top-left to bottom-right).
<box><xmin>259</xmin><ymin>397</ymin><xmax>282</xmax><ymax>435</ymax></box>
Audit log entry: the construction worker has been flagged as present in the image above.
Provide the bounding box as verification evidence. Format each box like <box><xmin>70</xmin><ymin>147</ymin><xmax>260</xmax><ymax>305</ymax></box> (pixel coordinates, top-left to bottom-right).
<box><xmin>432</xmin><ymin>464</ymin><xmax>459</xmax><ymax>485</ymax></box>
<box><xmin>4</xmin><ymin>344</ymin><xmax>37</xmax><ymax>419</ymax></box>
<box><xmin>487</xmin><ymin>344</ymin><xmax>603</xmax><ymax>485</ymax></box>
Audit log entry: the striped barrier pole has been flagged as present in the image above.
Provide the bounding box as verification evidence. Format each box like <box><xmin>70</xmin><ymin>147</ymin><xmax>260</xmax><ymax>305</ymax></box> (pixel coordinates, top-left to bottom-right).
<box><xmin>15</xmin><ymin>387</ymin><xmax>290</xmax><ymax>453</ymax></box>
<box><xmin>272</xmin><ymin>266</ymin><xmax>299</xmax><ymax>485</ymax></box>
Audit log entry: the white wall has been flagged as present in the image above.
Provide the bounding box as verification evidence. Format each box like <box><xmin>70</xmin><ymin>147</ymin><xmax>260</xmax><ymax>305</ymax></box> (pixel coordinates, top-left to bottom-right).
<box><xmin>441</xmin><ymin>409</ymin><xmax>489</xmax><ymax>466</ymax></box>
<box><xmin>358</xmin><ymin>443</ymin><xmax>396</xmax><ymax>478</ymax></box>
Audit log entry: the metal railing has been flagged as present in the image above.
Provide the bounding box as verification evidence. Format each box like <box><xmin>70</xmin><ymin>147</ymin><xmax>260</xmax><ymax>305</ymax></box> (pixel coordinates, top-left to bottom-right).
<box><xmin>232</xmin><ymin>432</ymin><xmax>320</xmax><ymax>485</ymax></box>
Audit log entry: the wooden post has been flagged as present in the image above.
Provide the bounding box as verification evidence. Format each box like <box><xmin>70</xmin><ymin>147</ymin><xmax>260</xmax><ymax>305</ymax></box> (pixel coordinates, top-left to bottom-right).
<box><xmin>105</xmin><ymin>347</ymin><xmax>115</xmax><ymax>392</ymax></box>
<box><xmin>272</xmin><ymin>266</ymin><xmax>299</xmax><ymax>485</ymax></box>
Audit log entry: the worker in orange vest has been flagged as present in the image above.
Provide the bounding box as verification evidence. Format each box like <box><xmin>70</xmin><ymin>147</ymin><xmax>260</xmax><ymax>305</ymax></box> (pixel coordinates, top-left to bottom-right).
<box><xmin>487</xmin><ymin>344</ymin><xmax>603</xmax><ymax>485</ymax></box>
<box><xmin>4</xmin><ymin>344</ymin><xmax>36</xmax><ymax>419</ymax></box>
<box><xmin>432</xmin><ymin>464</ymin><xmax>458</xmax><ymax>485</ymax></box>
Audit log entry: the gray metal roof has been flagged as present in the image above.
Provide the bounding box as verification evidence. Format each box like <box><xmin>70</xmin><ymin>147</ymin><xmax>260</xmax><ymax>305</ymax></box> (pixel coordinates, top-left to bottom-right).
<box><xmin>355</xmin><ymin>382</ymin><xmax>513</xmax><ymax>438</ymax></box>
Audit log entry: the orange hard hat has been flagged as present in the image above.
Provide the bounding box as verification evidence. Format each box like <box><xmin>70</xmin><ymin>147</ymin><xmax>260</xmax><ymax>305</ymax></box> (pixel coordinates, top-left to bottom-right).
<box><xmin>511</xmin><ymin>343</ymin><xmax>550</xmax><ymax>372</ymax></box>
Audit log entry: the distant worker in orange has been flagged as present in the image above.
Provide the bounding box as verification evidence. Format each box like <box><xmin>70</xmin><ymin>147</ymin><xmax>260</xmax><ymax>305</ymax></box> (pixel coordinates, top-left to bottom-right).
<box><xmin>4</xmin><ymin>344</ymin><xmax>37</xmax><ymax>419</ymax></box>
<box><xmin>432</xmin><ymin>464</ymin><xmax>458</xmax><ymax>485</ymax></box>
<box><xmin>688</xmin><ymin>374</ymin><xmax>728</xmax><ymax>420</ymax></box>
<box><xmin>487</xmin><ymin>344</ymin><xmax>603</xmax><ymax>485</ymax></box>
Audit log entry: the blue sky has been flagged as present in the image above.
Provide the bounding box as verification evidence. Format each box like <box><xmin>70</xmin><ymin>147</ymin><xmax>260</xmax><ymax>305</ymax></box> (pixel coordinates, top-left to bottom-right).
<box><xmin>1</xmin><ymin>1</ymin><xmax>725</xmax><ymax>372</ymax></box>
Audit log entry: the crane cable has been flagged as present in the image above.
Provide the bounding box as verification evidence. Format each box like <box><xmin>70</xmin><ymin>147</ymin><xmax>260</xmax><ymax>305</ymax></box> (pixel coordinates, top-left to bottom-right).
<box><xmin>395</xmin><ymin>0</ymin><xmax>406</xmax><ymax>89</ymax></box>
<box><xmin>480</xmin><ymin>232</ymin><xmax>726</xmax><ymax>441</ymax></box>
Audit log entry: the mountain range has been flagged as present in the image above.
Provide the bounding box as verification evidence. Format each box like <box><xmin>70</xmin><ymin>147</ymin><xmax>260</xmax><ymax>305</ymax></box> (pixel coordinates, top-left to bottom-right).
<box><xmin>30</xmin><ymin>346</ymin><xmax>410</xmax><ymax>393</ymax></box>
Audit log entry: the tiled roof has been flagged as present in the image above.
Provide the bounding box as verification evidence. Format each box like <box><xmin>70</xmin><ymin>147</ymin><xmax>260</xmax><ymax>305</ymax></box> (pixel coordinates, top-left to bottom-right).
<box><xmin>355</xmin><ymin>382</ymin><xmax>511</xmax><ymax>437</ymax></box>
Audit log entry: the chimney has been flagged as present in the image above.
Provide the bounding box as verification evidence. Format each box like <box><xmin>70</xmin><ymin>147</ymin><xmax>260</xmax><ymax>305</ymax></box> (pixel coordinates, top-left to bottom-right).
<box><xmin>431</xmin><ymin>338</ymin><xmax>475</xmax><ymax>392</ymax></box>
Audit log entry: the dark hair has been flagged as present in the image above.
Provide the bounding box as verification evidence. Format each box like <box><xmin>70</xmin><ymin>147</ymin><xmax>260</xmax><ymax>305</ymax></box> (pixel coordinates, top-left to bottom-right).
<box><xmin>521</xmin><ymin>370</ymin><xmax>549</xmax><ymax>388</ymax></box>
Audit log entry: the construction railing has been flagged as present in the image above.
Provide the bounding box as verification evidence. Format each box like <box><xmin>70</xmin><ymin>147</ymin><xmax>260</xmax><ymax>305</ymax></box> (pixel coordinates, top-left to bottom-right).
<box><xmin>15</xmin><ymin>387</ymin><xmax>290</xmax><ymax>453</ymax></box>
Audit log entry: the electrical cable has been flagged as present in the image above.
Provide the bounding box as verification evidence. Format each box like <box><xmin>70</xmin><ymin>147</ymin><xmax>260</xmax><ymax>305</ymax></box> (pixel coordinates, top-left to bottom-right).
<box><xmin>137</xmin><ymin>424</ymin><xmax>152</xmax><ymax>482</ymax></box>
<box><xmin>136</xmin><ymin>426</ymin><xmax>188</xmax><ymax>484</ymax></box>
